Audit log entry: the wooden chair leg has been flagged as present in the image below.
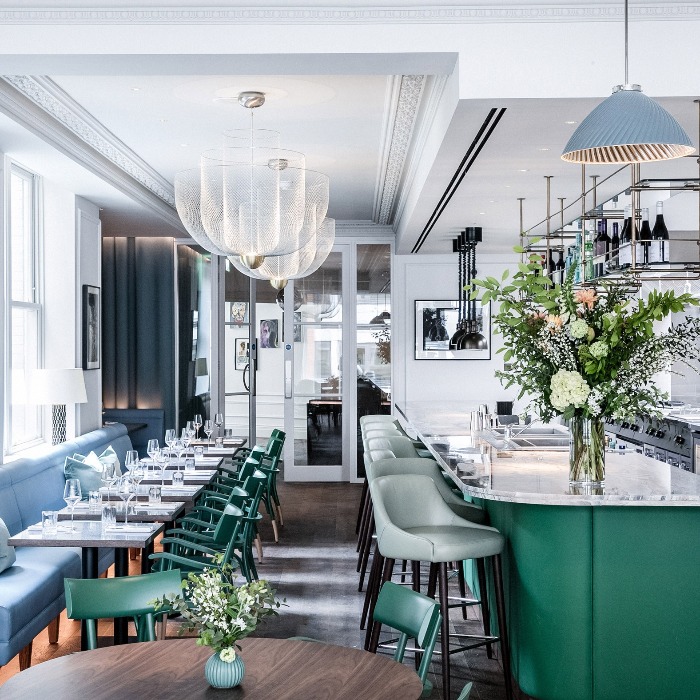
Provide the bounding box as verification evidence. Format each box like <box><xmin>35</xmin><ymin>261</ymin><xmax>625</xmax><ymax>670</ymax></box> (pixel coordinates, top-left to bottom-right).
<box><xmin>363</xmin><ymin>551</ymin><xmax>385</xmax><ymax>644</ymax></box>
<box><xmin>271</xmin><ymin>518</ymin><xmax>279</xmax><ymax>543</ymax></box>
<box><xmin>357</xmin><ymin>511</ymin><xmax>374</xmax><ymax>591</ymax></box>
<box><xmin>457</xmin><ymin>561</ymin><xmax>469</xmax><ymax>620</ymax></box>
<box><xmin>357</xmin><ymin>501</ymin><xmax>373</xmax><ymax>571</ymax></box>
<box><xmin>48</xmin><ymin>614</ymin><xmax>60</xmax><ymax>644</ymax></box>
<box><xmin>427</xmin><ymin>562</ymin><xmax>438</xmax><ymax>599</ymax></box>
<box><xmin>129</xmin><ymin>547</ymin><xmax>138</xmax><ymax>561</ymax></box>
<box><xmin>492</xmin><ymin>554</ymin><xmax>514</xmax><ymax>700</ymax></box>
<box><xmin>476</xmin><ymin>558</ymin><xmax>494</xmax><ymax>658</ymax></box>
<box><xmin>254</xmin><ymin>535</ymin><xmax>264</xmax><ymax>563</ymax></box>
<box><xmin>158</xmin><ymin>615</ymin><xmax>168</xmax><ymax>641</ymax></box>
<box><xmin>357</xmin><ymin>488</ymin><xmax>372</xmax><ymax>553</ymax></box>
<box><xmin>368</xmin><ymin>557</ymin><xmax>395</xmax><ymax>653</ymax></box>
<box><xmin>438</xmin><ymin>562</ymin><xmax>452</xmax><ymax>700</ymax></box>
<box><xmin>18</xmin><ymin>642</ymin><xmax>32</xmax><ymax>671</ymax></box>
<box><xmin>355</xmin><ymin>478</ymin><xmax>368</xmax><ymax>534</ymax></box>
<box><xmin>275</xmin><ymin>504</ymin><xmax>284</xmax><ymax>527</ymax></box>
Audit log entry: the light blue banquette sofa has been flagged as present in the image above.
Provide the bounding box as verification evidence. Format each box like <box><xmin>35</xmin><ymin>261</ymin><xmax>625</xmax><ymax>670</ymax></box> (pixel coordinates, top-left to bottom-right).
<box><xmin>0</xmin><ymin>423</ymin><xmax>133</xmax><ymax>670</ymax></box>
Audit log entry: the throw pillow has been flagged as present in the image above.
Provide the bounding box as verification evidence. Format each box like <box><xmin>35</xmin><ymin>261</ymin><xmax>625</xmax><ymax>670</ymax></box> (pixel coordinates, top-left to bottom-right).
<box><xmin>0</xmin><ymin>517</ymin><xmax>17</xmax><ymax>574</ymax></box>
<box><xmin>99</xmin><ymin>446</ymin><xmax>122</xmax><ymax>476</ymax></box>
<box><xmin>64</xmin><ymin>452</ymin><xmax>102</xmax><ymax>499</ymax></box>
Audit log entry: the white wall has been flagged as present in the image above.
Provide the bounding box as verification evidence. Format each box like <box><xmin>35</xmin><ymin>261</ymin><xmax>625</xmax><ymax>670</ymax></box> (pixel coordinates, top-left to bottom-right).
<box><xmin>393</xmin><ymin>250</ymin><xmax>521</xmax><ymax>414</ymax></box>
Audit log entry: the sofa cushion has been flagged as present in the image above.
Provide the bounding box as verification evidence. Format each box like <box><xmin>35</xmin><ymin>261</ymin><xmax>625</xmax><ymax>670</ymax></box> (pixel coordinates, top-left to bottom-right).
<box><xmin>0</xmin><ymin>547</ymin><xmax>81</xmax><ymax>644</ymax></box>
<box><xmin>64</xmin><ymin>452</ymin><xmax>103</xmax><ymax>498</ymax></box>
<box><xmin>0</xmin><ymin>518</ymin><xmax>16</xmax><ymax>574</ymax></box>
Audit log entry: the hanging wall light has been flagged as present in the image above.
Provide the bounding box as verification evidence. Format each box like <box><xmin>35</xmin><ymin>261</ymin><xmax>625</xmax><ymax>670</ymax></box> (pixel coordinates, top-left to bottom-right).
<box><xmin>561</xmin><ymin>1</ymin><xmax>695</xmax><ymax>164</ymax></box>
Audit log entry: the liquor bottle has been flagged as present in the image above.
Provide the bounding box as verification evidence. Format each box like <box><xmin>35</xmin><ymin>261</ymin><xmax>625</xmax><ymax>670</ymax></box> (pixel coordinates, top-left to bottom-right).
<box><xmin>555</xmin><ymin>250</ymin><xmax>566</xmax><ymax>283</ymax></box>
<box><xmin>547</xmin><ymin>249</ymin><xmax>556</xmax><ymax>280</ymax></box>
<box><xmin>584</xmin><ymin>230</ymin><xmax>594</xmax><ymax>280</ymax></box>
<box><xmin>618</xmin><ymin>205</ymin><xmax>634</xmax><ymax>268</ymax></box>
<box><xmin>574</xmin><ymin>231</ymin><xmax>582</xmax><ymax>283</ymax></box>
<box><xmin>610</xmin><ymin>222</ymin><xmax>620</xmax><ymax>269</ymax></box>
<box><xmin>638</xmin><ymin>207</ymin><xmax>652</xmax><ymax>266</ymax></box>
<box><xmin>594</xmin><ymin>218</ymin><xmax>610</xmax><ymax>278</ymax></box>
<box><xmin>650</xmin><ymin>200</ymin><xmax>669</xmax><ymax>264</ymax></box>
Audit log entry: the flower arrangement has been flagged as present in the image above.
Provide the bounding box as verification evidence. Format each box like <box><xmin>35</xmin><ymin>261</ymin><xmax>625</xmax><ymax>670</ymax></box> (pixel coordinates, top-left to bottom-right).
<box><xmin>472</xmin><ymin>250</ymin><xmax>700</xmax><ymax>425</ymax></box>
<box><xmin>155</xmin><ymin>562</ymin><xmax>283</xmax><ymax>663</ymax></box>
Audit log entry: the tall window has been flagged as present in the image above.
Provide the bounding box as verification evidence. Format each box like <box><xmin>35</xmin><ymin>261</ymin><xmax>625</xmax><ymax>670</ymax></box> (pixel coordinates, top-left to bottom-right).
<box><xmin>5</xmin><ymin>164</ymin><xmax>42</xmax><ymax>453</ymax></box>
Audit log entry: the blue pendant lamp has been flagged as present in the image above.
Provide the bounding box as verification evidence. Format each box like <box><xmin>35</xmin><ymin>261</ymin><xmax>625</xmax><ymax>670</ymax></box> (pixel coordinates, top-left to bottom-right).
<box><xmin>562</xmin><ymin>1</ymin><xmax>695</xmax><ymax>164</ymax></box>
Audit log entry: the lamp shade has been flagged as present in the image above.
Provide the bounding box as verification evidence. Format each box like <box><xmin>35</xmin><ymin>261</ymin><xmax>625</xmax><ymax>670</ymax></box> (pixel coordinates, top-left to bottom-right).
<box><xmin>562</xmin><ymin>85</ymin><xmax>696</xmax><ymax>164</ymax></box>
<box><xmin>28</xmin><ymin>369</ymin><xmax>87</xmax><ymax>405</ymax></box>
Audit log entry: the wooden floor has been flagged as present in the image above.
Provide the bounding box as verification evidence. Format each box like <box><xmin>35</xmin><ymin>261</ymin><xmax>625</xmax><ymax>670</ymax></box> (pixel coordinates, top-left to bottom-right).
<box><xmin>0</xmin><ymin>477</ymin><xmax>507</xmax><ymax>699</ymax></box>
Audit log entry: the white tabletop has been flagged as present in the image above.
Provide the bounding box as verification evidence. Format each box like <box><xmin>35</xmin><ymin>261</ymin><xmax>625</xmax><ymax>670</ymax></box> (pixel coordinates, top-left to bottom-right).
<box><xmin>398</xmin><ymin>401</ymin><xmax>700</xmax><ymax>506</ymax></box>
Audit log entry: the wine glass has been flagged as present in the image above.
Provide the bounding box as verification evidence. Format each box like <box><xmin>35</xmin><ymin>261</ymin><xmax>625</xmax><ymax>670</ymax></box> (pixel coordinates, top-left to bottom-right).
<box><xmin>63</xmin><ymin>478</ymin><xmax>82</xmax><ymax>531</ymax></box>
<box><xmin>193</xmin><ymin>414</ymin><xmax>203</xmax><ymax>440</ymax></box>
<box><xmin>124</xmin><ymin>450</ymin><xmax>139</xmax><ymax>474</ymax></box>
<box><xmin>131</xmin><ymin>462</ymin><xmax>145</xmax><ymax>503</ymax></box>
<box><xmin>185</xmin><ymin>420</ymin><xmax>194</xmax><ymax>436</ymax></box>
<box><xmin>147</xmin><ymin>439</ymin><xmax>160</xmax><ymax>474</ymax></box>
<box><xmin>155</xmin><ymin>448</ymin><xmax>168</xmax><ymax>487</ymax></box>
<box><xmin>214</xmin><ymin>413</ymin><xmax>224</xmax><ymax>438</ymax></box>
<box><xmin>173</xmin><ymin>437</ymin><xmax>184</xmax><ymax>470</ymax></box>
<box><xmin>204</xmin><ymin>419</ymin><xmax>213</xmax><ymax>446</ymax></box>
<box><xmin>101</xmin><ymin>462</ymin><xmax>117</xmax><ymax>502</ymax></box>
<box><xmin>181</xmin><ymin>428</ymin><xmax>192</xmax><ymax>457</ymax></box>
<box><xmin>116</xmin><ymin>475</ymin><xmax>136</xmax><ymax>527</ymax></box>
<box><xmin>164</xmin><ymin>429</ymin><xmax>176</xmax><ymax>460</ymax></box>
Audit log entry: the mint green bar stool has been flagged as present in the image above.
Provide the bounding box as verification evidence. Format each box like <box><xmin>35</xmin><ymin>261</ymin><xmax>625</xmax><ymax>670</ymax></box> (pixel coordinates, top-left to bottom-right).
<box><xmin>369</xmin><ymin>474</ymin><xmax>513</xmax><ymax>700</ymax></box>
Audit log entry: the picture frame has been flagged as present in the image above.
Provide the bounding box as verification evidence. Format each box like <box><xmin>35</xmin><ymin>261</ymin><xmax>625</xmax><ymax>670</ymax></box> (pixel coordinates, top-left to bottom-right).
<box><xmin>260</xmin><ymin>319</ymin><xmax>279</xmax><ymax>349</ymax></box>
<box><xmin>230</xmin><ymin>301</ymin><xmax>249</xmax><ymax>326</ymax></box>
<box><xmin>82</xmin><ymin>284</ymin><xmax>100</xmax><ymax>370</ymax></box>
<box><xmin>235</xmin><ymin>338</ymin><xmax>250</xmax><ymax>370</ymax></box>
<box><xmin>414</xmin><ymin>299</ymin><xmax>491</xmax><ymax>360</ymax></box>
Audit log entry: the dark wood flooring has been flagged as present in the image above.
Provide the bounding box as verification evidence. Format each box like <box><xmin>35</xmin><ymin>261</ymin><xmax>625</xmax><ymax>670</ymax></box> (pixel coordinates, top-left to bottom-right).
<box><xmin>0</xmin><ymin>475</ymin><xmax>507</xmax><ymax>699</ymax></box>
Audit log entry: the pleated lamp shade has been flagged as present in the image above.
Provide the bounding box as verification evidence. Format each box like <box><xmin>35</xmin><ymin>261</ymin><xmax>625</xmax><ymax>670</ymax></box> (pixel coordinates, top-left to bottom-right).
<box><xmin>562</xmin><ymin>85</ymin><xmax>695</xmax><ymax>164</ymax></box>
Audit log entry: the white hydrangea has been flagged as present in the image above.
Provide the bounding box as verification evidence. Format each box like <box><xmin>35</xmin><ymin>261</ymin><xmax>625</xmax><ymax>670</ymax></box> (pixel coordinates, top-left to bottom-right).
<box><xmin>550</xmin><ymin>369</ymin><xmax>590</xmax><ymax>411</ymax></box>
<box><xmin>569</xmin><ymin>318</ymin><xmax>589</xmax><ymax>339</ymax></box>
<box><xmin>589</xmin><ymin>341</ymin><xmax>609</xmax><ymax>359</ymax></box>
<box><xmin>219</xmin><ymin>647</ymin><xmax>237</xmax><ymax>663</ymax></box>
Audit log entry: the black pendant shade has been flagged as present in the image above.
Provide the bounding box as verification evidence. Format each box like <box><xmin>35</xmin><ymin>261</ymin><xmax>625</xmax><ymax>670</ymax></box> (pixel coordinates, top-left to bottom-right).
<box><xmin>450</xmin><ymin>227</ymin><xmax>485</xmax><ymax>350</ymax></box>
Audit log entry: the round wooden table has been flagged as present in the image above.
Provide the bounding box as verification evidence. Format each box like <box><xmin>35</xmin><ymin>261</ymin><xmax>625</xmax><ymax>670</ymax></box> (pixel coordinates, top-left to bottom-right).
<box><xmin>1</xmin><ymin>638</ymin><xmax>423</xmax><ymax>699</ymax></box>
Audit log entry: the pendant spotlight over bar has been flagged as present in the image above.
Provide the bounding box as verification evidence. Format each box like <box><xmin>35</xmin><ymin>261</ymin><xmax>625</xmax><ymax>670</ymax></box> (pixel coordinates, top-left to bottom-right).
<box><xmin>561</xmin><ymin>1</ymin><xmax>695</xmax><ymax>164</ymax></box>
<box><xmin>174</xmin><ymin>91</ymin><xmax>332</xmax><ymax>284</ymax></box>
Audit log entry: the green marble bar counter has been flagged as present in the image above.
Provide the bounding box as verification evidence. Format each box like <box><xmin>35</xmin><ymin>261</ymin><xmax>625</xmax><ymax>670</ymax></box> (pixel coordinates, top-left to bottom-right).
<box><xmin>397</xmin><ymin>401</ymin><xmax>700</xmax><ymax>700</ymax></box>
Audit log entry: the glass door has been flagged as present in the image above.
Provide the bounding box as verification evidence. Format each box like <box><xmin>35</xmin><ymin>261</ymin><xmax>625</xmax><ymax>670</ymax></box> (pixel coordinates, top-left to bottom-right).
<box><xmin>283</xmin><ymin>248</ymin><xmax>348</xmax><ymax>480</ymax></box>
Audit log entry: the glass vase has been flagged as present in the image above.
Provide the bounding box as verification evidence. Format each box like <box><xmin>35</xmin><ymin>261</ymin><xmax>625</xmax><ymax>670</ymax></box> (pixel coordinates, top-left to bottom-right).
<box><xmin>568</xmin><ymin>416</ymin><xmax>605</xmax><ymax>486</ymax></box>
<box><xmin>204</xmin><ymin>651</ymin><xmax>245</xmax><ymax>689</ymax></box>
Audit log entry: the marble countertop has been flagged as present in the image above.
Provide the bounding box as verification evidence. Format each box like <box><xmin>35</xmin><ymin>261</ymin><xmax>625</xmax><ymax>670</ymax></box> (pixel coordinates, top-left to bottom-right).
<box><xmin>397</xmin><ymin>401</ymin><xmax>700</xmax><ymax>506</ymax></box>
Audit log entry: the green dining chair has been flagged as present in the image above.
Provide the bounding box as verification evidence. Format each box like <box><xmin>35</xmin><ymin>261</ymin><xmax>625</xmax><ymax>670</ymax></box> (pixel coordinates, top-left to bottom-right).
<box><xmin>64</xmin><ymin>569</ymin><xmax>183</xmax><ymax>650</ymax></box>
<box><xmin>371</xmin><ymin>581</ymin><xmax>442</xmax><ymax>698</ymax></box>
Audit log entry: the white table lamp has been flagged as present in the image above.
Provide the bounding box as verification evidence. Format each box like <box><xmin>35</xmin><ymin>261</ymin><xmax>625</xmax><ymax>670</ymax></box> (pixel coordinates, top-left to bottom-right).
<box><xmin>28</xmin><ymin>369</ymin><xmax>88</xmax><ymax>445</ymax></box>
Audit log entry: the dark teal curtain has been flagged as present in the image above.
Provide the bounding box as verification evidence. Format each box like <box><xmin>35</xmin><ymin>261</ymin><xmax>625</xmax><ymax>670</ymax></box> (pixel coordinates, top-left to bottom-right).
<box><xmin>102</xmin><ymin>237</ymin><xmax>176</xmax><ymax>430</ymax></box>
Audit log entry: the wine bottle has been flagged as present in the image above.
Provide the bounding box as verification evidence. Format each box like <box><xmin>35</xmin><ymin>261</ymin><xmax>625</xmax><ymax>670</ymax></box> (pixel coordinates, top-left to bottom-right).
<box><xmin>638</xmin><ymin>207</ymin><xmax>652</xmax><ymax>266</ymax></box>
<box><xmin>650</xmin><ymin>200</ymin><xmax>669</xmax><ymax>264</ymax></box>
<box><xmin>594</xmin><ymin>218</ymin><xmax>610</xmax><ymax>278</ymax></box>
<box><xmin>610</xmin><ymin>222</ymin><xmax>620</xmax><ymax>268</ymax></box>
<box><xmin>618</xmin><ymin>205</ymin><xmax>633</xmax><ymax>268</ymax></box>
<box><xmin>548</xmin><ymin>249</ymin><xmax>556</xmax><ymax>280</ymax></box>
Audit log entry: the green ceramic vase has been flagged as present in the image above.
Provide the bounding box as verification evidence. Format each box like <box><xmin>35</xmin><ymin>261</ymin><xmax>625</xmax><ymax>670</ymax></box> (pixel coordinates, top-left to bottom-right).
<box><xmin>204</xmin><ymin>651</ymin><xmax>245</xmax><ymax>688</ymax></box>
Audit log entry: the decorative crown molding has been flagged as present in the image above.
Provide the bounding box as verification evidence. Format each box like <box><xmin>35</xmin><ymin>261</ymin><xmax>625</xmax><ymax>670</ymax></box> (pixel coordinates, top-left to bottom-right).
<box><xmin>0</xmin><ymin>5</ymin><xmax>696</xmax><ymax>25</ymax></box>
<box><xmin>2</xmin><ymin>76</ymin><xmax>175</xmax><ymax>207</ymax></box>
<box><xmin>374</xmin><ymin>75</ymin><xmax>424</xmax><ymax>226</ymax></box>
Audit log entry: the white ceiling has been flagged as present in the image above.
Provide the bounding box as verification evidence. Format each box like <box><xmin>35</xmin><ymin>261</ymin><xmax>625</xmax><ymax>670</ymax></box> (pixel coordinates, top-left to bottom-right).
<box><xmin>0</xmin><ymin>2</ymin><xmax>698</xmax><ymax>256</ymax></box>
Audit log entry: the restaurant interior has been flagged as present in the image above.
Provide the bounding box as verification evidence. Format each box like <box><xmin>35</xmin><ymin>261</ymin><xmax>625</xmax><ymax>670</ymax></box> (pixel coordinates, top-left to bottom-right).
<box><xmin>1</xmin><ymin>2</ymin><xmax>700</xmax><ymax>698</ymax></box>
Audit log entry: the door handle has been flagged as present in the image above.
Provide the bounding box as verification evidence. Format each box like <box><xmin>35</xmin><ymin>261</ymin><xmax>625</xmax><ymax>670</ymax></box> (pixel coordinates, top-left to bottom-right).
<box><xmin>243</xmin><ymin>363</ymin><xmax>250</xmax><ymax>392</ymax></box>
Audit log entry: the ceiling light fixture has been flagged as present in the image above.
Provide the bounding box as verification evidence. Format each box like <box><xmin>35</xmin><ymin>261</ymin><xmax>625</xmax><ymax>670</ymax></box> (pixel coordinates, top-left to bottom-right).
<box><xmin>562</xmin><ymin>1</ymin><xmax>695</xmax><ymax>163</ymax></box>
<box><xmin>175</xmin><ymin>91</ymin><xmax>334</xmax><ymax>287</ymax></box>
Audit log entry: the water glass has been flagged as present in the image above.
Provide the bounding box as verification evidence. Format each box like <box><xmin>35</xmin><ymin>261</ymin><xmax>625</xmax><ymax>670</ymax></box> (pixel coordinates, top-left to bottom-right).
<box><xmin>194</xmin><ymin>446</ymin><xmax>204</xmax><ymax>458</ymax></box>
<box><xmin>42</xmin><ymin>510</ymin><xmax>58</xmax><ymax>535</ymax></box>
<box><xmin>172</xmin><ymin>471</ymin><xmax>185</xmax><ymax>486</ymax></box>
<box><xmin>148</xmin><ymin>486</ymin><xmax>162</xmax><ymax>504</ymax></box>
<box><xmin>224</xmin><ymin>428</ymin><xmax>233</xmax><ymax>438</ymax></box>
<box><xmin>184</xmin><ymin>457</ymin><xmax>195</xmax><ymax>472</ymax></box>
<box><xmin>101</xmin><ymin>505</ymin><xmax>117</xmax><ymax>532</ymax></box>
<box><xmin>88</xmin><ymin>490</ymin><xmax>103</xmax><ymax>511</ymax></box>
<box><xmin>214</xmin><ymin>437</ymin><xmax>224</xmax><ymax>448</ymax></box>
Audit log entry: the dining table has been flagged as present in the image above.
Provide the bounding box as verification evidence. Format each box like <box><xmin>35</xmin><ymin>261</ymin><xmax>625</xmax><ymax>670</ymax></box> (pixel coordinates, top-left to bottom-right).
<box><xmin>8</xmin><ymin>520</ymin><xmax>164</xmax><ymax>649</ymax></box>
<box><xmin>0</xmin><ymin>638</ymin><xmax>424</xmax><ymax>699</ymax></box>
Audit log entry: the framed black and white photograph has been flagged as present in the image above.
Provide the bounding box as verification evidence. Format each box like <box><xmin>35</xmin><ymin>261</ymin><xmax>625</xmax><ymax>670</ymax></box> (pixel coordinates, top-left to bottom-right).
<box><xmin>414</xmin><ymin>299</ymin><xmax>491</xmax><ymax>360</ymax></box>
<box><xmin>235</xmin><ymin>338</ymin><xmax>249</xmax><ymax>370</ymax></box>
<box><xmin>82</xmin><ymin>284</ymin><xmax>100</xmax><ymax>370</ymax></box>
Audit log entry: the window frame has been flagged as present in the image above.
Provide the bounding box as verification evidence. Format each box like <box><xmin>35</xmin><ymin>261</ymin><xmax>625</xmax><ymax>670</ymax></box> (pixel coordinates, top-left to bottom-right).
<box><xmin>4</xmin><ymin>160</ymin><xmax>44</xmax><ymax>455</ymax></box>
